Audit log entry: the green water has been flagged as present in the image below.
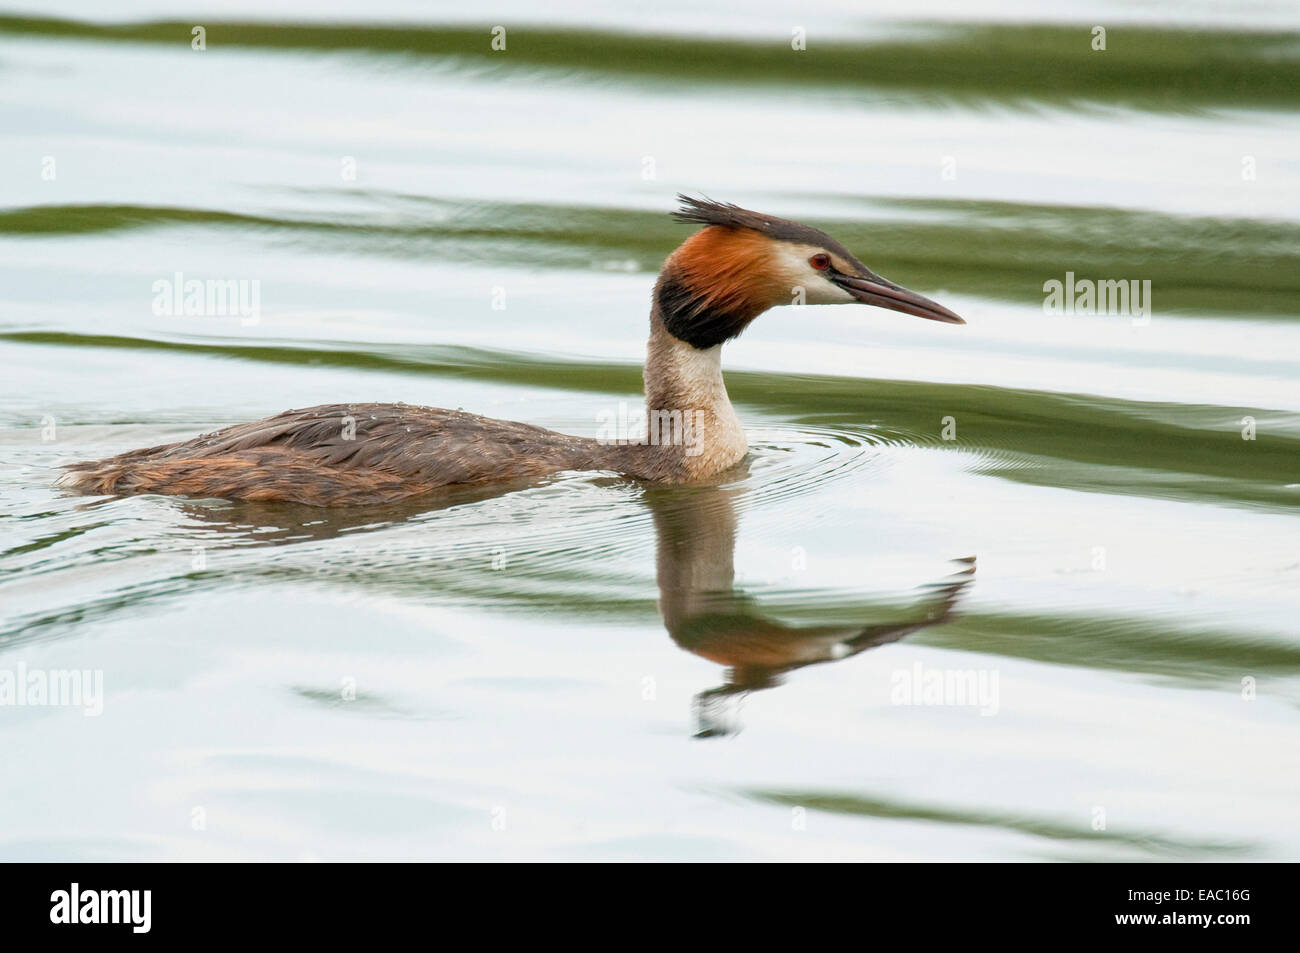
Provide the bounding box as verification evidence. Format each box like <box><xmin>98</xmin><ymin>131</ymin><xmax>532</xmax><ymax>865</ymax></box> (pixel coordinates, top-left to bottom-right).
<box><xmin>1</xmin><ymin>2</ymin><xmax>1298</xmax><ymax>861</ymax></box>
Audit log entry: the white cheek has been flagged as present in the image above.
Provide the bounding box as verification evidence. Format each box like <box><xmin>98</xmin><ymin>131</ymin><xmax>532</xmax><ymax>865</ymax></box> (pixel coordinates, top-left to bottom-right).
<box><xmin>769</xmin><ymin>244</ymin><xmax>856</xmax><ymax>305</ymax></box>
<box><xmin>801</xmin><ymin>280</ymin><xmax>855</xmax><ymax>305</ymax></box>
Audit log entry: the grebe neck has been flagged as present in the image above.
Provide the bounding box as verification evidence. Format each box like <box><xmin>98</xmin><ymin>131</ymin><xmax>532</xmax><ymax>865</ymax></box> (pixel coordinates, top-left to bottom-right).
<box><xmin>641</xmin><ymin>306</ymin><xmax>747</xmax><ymax>480</ymax></box>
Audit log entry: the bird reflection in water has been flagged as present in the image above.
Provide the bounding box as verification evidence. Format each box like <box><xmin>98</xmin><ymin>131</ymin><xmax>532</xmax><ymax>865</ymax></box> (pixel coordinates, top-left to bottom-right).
<box><xmin>648</xmin><ymin>484</ymin><xmax>975</xmax><ymax>738</ymax></box>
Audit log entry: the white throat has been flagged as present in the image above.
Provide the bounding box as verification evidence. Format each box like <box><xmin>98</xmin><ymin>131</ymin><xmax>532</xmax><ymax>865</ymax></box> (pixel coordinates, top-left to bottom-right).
<box><xmin>643</xmin><ymin>317</ymin><xmax>748</xmax><ymax>479</ymax></box>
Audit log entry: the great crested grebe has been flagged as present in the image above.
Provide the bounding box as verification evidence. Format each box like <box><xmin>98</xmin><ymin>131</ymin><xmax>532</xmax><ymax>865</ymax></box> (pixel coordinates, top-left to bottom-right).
<box><xmin>60</xmin><ymin>196</ymin><xmax>964</xmax><ymax>506</ymax></box>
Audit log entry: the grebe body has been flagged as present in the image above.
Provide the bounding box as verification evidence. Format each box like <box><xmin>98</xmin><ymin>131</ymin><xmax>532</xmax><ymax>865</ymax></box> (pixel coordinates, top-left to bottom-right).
<box><xmin>60</xmin><ymin>197</ymin><xmax>963</xmax><ymax>505</ymax></box>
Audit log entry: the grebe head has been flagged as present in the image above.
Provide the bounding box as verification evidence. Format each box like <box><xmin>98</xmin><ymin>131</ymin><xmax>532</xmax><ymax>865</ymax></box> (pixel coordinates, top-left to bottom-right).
<box><xmin>656</xmin><ymin>195</ymin><xmax>964</xmax><ymax>350</ymax></box>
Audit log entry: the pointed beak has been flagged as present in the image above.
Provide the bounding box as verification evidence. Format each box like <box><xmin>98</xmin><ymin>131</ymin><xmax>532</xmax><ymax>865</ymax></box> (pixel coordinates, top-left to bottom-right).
<box><xmin>831</xmin><ymin>271</ymin><xmax>965</xmax><ymax>325</ymax></box>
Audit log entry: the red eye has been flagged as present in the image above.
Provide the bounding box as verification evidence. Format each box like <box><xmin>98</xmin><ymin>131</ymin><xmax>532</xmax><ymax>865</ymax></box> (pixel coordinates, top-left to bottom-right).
<box><xmin>809</xmin><ymin>254</ymin><xmax>831</xmax><ymax>270</ymax></box>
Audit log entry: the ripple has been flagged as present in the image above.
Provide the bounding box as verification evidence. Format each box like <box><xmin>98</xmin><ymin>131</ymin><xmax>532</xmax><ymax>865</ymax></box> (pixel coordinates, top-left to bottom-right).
<box><xmin>743</xmin><ymin>424</ymin><xmax>900</xmax><ymax>508</ymax></box>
